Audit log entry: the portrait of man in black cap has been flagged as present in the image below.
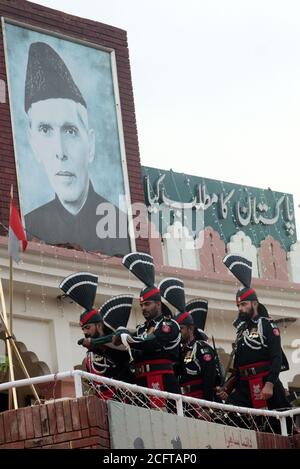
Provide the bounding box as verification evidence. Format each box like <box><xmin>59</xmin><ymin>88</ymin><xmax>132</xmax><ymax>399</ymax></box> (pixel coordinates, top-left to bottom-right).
<box><xmin>4</xmin><ymin>23</ymin><xmax>132</xmax><ymax>257</ymax></box>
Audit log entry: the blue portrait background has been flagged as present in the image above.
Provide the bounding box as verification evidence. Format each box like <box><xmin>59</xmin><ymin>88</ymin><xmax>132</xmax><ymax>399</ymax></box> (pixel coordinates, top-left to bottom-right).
<box><xmin>4</xmin><ymin>22</ymin><xmax>127</xmax><ymax>216</ymax></box>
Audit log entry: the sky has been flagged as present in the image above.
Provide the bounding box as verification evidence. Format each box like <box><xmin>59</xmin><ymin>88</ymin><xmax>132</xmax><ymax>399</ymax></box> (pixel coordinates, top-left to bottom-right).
<box><xmin>33</xmin><ymin>0</ymin><xmax>300</xmax><ymax>239</ymax></box>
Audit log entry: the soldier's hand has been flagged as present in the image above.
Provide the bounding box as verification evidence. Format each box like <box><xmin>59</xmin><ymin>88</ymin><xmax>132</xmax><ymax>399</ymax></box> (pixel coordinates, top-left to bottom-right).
<box><xmin>78</xmin><ymin>338</ymin><xmax>92</xmax><ymax>349</ymax></box>
<box><xmin>194</xmin><ymin>407</ymin><xmax>212</xmax><ymax>422</ymax></box>
<box><xmin>215</xmin><ymin>386</ymin><xmax>228</xmax><ymax>401</ymax></box>
<box><xmin>260</xmin><ymin>382</ymin><xmax>274</xmax><ymax>400</ymax></box>
<box><xmin>112</xmin><ymin>335</ymin><xmax>122</xmax><ymax>346</ymax></box>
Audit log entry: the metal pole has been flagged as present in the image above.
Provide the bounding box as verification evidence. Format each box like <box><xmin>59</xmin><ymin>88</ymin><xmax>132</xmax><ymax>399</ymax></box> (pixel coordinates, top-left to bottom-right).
<box><xmin>279</xmin><ymin>416</ymin><xmax>288</xmax><ymax>436</ymax></box>
<box><xmin>0</xmin><ymin>278</ymin><xmax>18</xmax><ymax>409</ymax></box>
<box><xmin>9</xmin><ymin>185</ymin><xmax>13</xmax><ymax>335</ymax></box>
<box><xmin>0</xmin><ymin>371</ymin><xmax>75</xmax><ymax>392</ymax></box>
<box><xmin>176</xmin><ymin>396</ymin><xmax>184</xmax><ymax>416</ymax></box>
<box><xmin>9</xmin><ymin>256</ymin><xmax>13</xmax><ymax>335</ymax></box>
<box><xmin>73</xmin><ymin>372</ymin><xmax>83</xmax><ymax>398</ymax></box>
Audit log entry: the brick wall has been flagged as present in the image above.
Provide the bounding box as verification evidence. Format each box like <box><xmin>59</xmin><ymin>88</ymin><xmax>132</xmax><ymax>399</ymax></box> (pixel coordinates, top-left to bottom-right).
<box><xmin>0</xmin><ymin>396</ymin><xmax>110</xmax><ymax>449</ymax></box>
<box><xmin>292</xmin><ymin>433</ymin><xmax>300</xmax><ymax>449</ymax></box>
<box><xmin>256</xmin><ymin>431</ymin><xmax>292</xmax><ymax>449</ymax></box>
<box><xmin>0</xmin><ymin>0</ymin><xmax>149</xmax><ymax>253</ymax></box>
<box><xmin>0</xmin><ymin>393</ymin><xmax>298</xmax><ymax>449</ymax></box>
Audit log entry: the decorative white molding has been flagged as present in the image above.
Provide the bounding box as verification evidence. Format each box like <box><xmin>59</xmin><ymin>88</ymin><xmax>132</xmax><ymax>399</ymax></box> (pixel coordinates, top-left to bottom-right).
<box><xmin>287</xmin><ymin>241</ymin><xmax>300</xmax><ymax>284</ymax></box>
<box><xmin>162</xmin><ymin>222</ymin><xmax>199</xmax><ymax>270</ymax></box>
<box><xmin>227</xmin><ymin>230</ymin><xmax>259</xmax><ymax>278</ymax></box>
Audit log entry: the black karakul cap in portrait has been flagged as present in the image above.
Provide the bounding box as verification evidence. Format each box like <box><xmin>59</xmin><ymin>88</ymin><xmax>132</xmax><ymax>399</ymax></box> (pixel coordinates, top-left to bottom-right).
<box><xmin>24</xmin><ymin>41</ymin><xmax>87</xmax><ymax>113</ymax></box>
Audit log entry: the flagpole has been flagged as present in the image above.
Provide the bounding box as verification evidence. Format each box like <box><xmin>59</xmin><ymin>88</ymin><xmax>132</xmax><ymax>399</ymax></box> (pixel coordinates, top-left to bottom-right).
<box><xmin>0</xmin><ymin>278</ymin><xmax>18</xmax><ymax>409</ymax></box>
<box><xmin>6</xmin><ymin>185</ymin><xmax>17</xmax><ymax>408</ymax></box>
<box><xmin>6</xmin><ymin>186</ymin><xmax>29</xmax><ymax>409</ymax></box>
<box><xmin>9</xmin><ymin>255</ymin><xmax>13</xmax><ymax>336</ymax></box>
<box><xmin>9</xmin><ymin>185</ymin><xmax>13</xmax><ymax>335</ymax></box>
<box><xmin>9</xmin><ymin>253</ymin><xmax>15</xmax><ymax>409</ymax></box>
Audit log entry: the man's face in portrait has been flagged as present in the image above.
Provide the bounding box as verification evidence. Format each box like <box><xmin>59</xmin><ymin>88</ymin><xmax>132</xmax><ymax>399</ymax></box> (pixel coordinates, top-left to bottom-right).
<box><xmin>28</xmin><ymin>98</ymin><xmax>95</xmax><ymax>214</ymax></box>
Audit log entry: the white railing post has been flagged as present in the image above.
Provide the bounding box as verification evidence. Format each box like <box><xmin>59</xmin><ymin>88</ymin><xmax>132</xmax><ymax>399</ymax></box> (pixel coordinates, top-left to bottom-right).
<box><xmin>73</xmin><ymin>371</ymin><xmax>83</xmax><ymax>398</ymax></box>
<box><xmin>176</xmin><ymin>396</ymin><xmax>184</xmax><ymax>416</ymax></box>
<box><xmin>279</xmin><ymin>416</ymin><xmax>288</xmax><ymax>436</ymax></box>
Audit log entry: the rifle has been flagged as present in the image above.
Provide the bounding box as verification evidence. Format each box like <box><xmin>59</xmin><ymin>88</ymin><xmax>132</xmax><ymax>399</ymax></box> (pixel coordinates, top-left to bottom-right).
<box><xmin>223</xmin><ymin>344</ymin><xmax>236</xmax><ymax>383</ymax></box>
<box><xmin>221</xmin><ymin>321</ymin><xmax>247</xmax><ymax>393</ymax></box>
<box><xmin>211</xmin><ymin>335</ymin><xmax>225</xmax><ymax>387</ymax></box>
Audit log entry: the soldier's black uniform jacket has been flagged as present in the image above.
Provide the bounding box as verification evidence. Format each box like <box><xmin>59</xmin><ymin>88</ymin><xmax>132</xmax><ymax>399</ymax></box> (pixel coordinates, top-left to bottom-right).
<box><xmin>128</xmin><ymin>314</ymin><xmax>181</xmax><ymax>397</ymax></box>
<box><xmin>178</xmin><ymin>339</ymin><xmax>216</xmax><ymax>401</ymax></box>
<box><xmin>226</xmin><ymin>316</ymin><xmax>290</xmax><ymax>410</ymax></box>
<box><xmin>85</xmin><ymin>346</ymin><xmax>134</xmax><ymax>400</ymax></box>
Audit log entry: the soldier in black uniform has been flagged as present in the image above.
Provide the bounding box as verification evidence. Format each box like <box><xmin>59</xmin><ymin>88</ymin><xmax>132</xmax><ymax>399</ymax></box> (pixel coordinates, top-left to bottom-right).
<box><xmin>217</xmin><ymin>255</ymin><xmax>291</xmax><ymax>432</ymax></box>
<box><xmin>60</xmin><ymin>272</ymin><xmax>134</xmax><ymax>400</ymax></box>
<box><xmin>79</xmin><ymin>296</ymin><xmax>135</xmax><ymax>399</ymax></box>
<box><xmin>176</xmin><ymin>299</ymin><xmax>216</xmax><ymax>403</ymax></box>
<box><xmin>115</xmin><ymin>253</ymin><xmax>181</xmax><ymax>409</ymax></box>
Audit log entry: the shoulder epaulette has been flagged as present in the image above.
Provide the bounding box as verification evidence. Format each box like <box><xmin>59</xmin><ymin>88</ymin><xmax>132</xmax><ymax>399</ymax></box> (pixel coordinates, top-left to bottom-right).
<box><xmin>262</xmin><ymin>317</ymin><xmax>277</xmax><ymax>328</ymax></box>
<box><xmin>199</xmin><ymin>345</ymin><xmax>213</xmax><ymax>355</ymax></box>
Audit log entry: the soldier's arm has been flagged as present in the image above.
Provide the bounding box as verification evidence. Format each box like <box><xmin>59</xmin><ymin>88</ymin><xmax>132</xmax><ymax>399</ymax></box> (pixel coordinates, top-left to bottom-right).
<box><xmin>263</xmin><ymin>319</ymin><xmax>282</xmax><ymax>384</ymax></box>
<box><xmin>215</xmin><ymin>341</ymin><xmax>239</xmax><ymax>399</ymax></box>
<box><xmin>224</xmin><ymin>372</ymin><xmax>238</xmax><ymax>393</ymax></box>
<box><xmin>83</xmin><ymin>357</ymin><xmax>88</xmax><ymax>371</ymax></box>
<box><xmin>197</xmin><ymin>344</ymin><xmax>216</xmax><ymax>401</ymax></box>
<box><xmin>215</xmin><ymin>368</ymin><xmax>238</xmax><ymax>400</ymax></box>
<box><xmin>129</xmin><ymin>320</ymin><xmax>180</xmax><ymax>352</ymax></box>
<box><xmin>88</xmin><ymin>333</ymin><xmax>115</xmax><ymax>349</ymax></box>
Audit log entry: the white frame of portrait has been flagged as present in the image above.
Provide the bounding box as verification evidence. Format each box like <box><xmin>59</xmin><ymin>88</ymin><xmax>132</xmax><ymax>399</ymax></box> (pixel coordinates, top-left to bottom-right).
<box><xmin>1</xmin><ymin>16</ymin><xmax>136</xmax><ymax>252</ymax></box>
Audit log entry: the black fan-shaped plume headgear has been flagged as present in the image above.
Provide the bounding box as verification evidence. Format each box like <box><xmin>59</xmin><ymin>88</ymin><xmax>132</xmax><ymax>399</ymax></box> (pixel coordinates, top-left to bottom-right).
<box><xmin>223</xmin><ymin>254</ymin><xmax>252</xmax><ymax>289</ymax></box>
<box><xmin>59</xmin><ymin>272</ymin><xmax>98</xmax><ymax>310</ymax></box>
<box><xmin>186</xmin><ymin>298</ymin><xmax>208</xmax><ymax>330</ymax></box>
<box><xmin>159</xmin><ymin>277</ymin><xmax>186</xmax><ymax>313</ymax></box>
<box><xmin>123</xmin><ymin>252</ymin><xmax>161</xmax><ymax>302</ymax></box>
<box><xmin>222</xmin><ymin>254</ymin><xmax>271</xmax><ymax>322</ymax></box>
<box><xmin>185</xmin><ymin>298</ymin><xmax>209</xmax><ymax>340</ymax></box>
<box><xmin>122</xmin><ymin>252</ymin><xmax>155</xmax><ymax>287</ymax></box>
<box><xmin>99</xmin><ymin>295</ymin><xmax>133</xmax><ymax>332</ymax></box>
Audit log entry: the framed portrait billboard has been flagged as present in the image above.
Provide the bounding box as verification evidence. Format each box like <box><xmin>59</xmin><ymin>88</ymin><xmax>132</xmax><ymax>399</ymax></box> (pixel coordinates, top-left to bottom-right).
<box><xmin>2</xmin><ymin>19</ymin><xmax>135</xmax><ymax>256</ymax></box>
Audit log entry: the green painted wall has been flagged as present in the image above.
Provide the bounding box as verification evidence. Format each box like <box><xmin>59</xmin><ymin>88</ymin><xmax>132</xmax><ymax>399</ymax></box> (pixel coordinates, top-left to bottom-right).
<box><xmin>142</xmin><ymin>166</ymin><xmax>296</xmax><ymax>251</ymax></box>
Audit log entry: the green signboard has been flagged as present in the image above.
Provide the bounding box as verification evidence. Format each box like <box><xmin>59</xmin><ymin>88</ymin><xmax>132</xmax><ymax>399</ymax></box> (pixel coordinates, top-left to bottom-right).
<box><xmin>142</xmin><ymin>166</ymin><xmax>296</xmax><ymax>251</ymax></box>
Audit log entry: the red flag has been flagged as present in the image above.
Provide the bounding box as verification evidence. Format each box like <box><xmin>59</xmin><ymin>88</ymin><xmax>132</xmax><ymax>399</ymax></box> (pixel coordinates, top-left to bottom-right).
<box><xmin>8</xmin><ymin>198</ymin><xmax>27</xmax><ymax>263</ymax></box>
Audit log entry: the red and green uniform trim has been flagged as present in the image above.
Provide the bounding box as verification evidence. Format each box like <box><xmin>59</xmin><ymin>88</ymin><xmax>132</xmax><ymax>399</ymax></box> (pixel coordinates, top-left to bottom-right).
<box><xmin>140</xmin><ymin>287</ymin><xmax>161</xmax><ymax>303</ymax></box>
<box><xmin>80</xmin><ymin>309</ymin><xmax>100</xmax><ymax>326</ymax></box>
<box><xmin>236</xmin><ymin>288</ymin><xmax>258</xmax><ymax>304</ymax></box>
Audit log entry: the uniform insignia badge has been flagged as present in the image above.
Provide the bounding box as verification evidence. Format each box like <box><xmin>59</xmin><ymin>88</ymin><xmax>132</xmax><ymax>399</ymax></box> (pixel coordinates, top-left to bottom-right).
<box><xmin>152</xmin><ymin>382</ymin><xmax>161</xmax><ymax>390</ymax></box>
<box><xmin>253</xmin><ymin>384</ymin><xmax>261</xmax><ymax>398</ymax></box>
<box><xmin>203</xmin><ymin>354</ymin><xmax>212</xmax><ymax>362</ymax></box>
<box><xmin>184</xmin><ymin>351</ymin><xmax>193</xmax><ymax>363</ymax></box>
<box><xmin>146</xmin><ymin>326</ymin><xmax>155</xmax><ymax>335</ymax></box>
<box><xmin>161</xmin><ymin>324</ymin><xmax>171</xmax><ymax>333</ymax></box>
<box><xmin>93</xmin><ymin>355</ymin><xmax>104</xmax><ymax>364</ymax></box>
<box><xmin>249</xmin><ymin>328</ymin><xmax>259</xmax><ymax>338</ymax></box>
